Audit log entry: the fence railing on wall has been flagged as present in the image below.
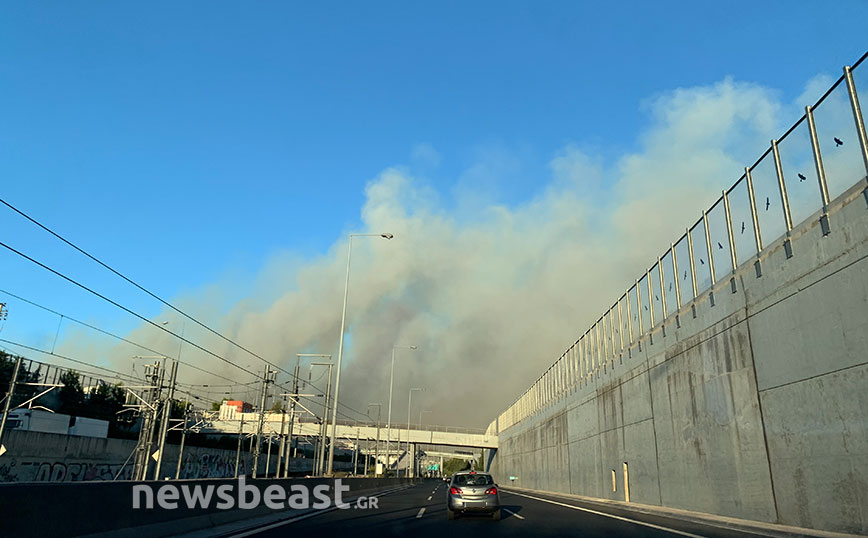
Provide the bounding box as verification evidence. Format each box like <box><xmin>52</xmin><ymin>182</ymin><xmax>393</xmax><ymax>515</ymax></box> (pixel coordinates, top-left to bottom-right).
<box><xmin>493</xmin><ymin>51</ymin><xmax>868</xmax><ymax>435</ymax></box>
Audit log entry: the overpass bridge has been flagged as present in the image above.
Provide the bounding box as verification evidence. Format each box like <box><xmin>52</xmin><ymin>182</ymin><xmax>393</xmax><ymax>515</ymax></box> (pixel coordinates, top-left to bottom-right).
<box><xmin>198</xmin><ymin>417</ymin><xmax>498</xmax><ymax>450</ymax></box>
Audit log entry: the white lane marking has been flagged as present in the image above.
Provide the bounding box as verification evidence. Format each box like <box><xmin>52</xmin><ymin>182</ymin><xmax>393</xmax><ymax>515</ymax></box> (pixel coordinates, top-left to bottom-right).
<box><xmin>226</xmin><ymin>485</ymin><xmax>412</xmax><ymax>537</ymax></box>
<box><xmin>502</xmin><ymin>508</ymin><xmax>525</xmax><ymax>520</ymax></box>
<box><xmin>416</xmin><ymin>508</ymin><xmax>426</xmax><ymax>518</ymax></box>
<box><xmin>502</xmin><ymin>490</ymin><xmax>703</xmax><ymax>538</ymax></box>
<box><xmin>427</xmin><ymin>496</ymin><xmax>432</xmax><ymax>500</ymax></box>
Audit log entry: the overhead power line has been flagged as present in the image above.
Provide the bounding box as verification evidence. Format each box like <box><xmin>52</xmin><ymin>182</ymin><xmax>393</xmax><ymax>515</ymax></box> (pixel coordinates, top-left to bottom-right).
<box><xmin>1</xmin><ymin>197</ymin><xmax>302</xmax><ymax>382</ymax></box>
<box><xmin>0</xmin><ymin>287</ymin><xmax>247</xmax><ymax>387</ymax></box>
<box><xmin>0</xmin><ymin>199</ymin><xmax>382</xmax><ymax>423</ymax></box>
<box><xmin>0</xmin><ymin>339</ymin><xmax>220</xmax><ymax>405</ymax></box>
<box><xmin>0</xmin><ymin>238</ymin><xmax>262</xmax><ymax>380</ymax></box>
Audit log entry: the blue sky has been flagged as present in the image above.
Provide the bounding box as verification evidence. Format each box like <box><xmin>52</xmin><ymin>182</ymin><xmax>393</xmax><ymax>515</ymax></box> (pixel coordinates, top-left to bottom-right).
<box><xmin>1</xmin><ymin>2</ymin><xmax>867</xmax><ymax>419</ymax></box>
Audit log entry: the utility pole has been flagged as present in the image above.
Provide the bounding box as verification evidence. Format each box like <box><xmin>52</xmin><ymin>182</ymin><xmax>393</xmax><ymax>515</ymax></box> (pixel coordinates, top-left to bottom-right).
<box><xmin>276</xmin><ymin>395</ymin><xmax>287</xmax><ymax>478</ymax></box>
<box><xmin>174</xmin><ymin>404</ymin><xmax>190</xmax><ymax>479</ymax></box>
<box><xmin>285</xmin><ymin>359</ymin><xmax>300</xmax><ymax>477</ymax></box>
<box><xmin>316</xmin><ymin>363</ymin><xmax>332</xmax><ymax>476</ymax></box>
<box><xmin>252</xmin><ymin>366</ymin><xmax>273</xmax><ymax>479</ymax></box>
<box><xmin>0</xmin><ymin>356</ymin><xmax>22</xmax><ymax>453</ymax></box>
<box><xmin>289</xmin><ymin>354</ymin><xmax>331</xmax><ymax>476</ymax></box>
<box><xmin>265</xmin><ymin>433</ymin><xmax>273</xmax><ymax>477</ymax></box>
<box><xmin>154</xmin><ymin>359</ymin><xmax>178</xmax><ymax>479</ymax></box>
<box><xmin>301</xmin><ymin>360</ymin><xmax>333</xmax><ymax>476</ymax></box>
<box><xmin>234</xmin><ymin>413</ymin><xmax>244</xmax><ymax>478</ymax></box>
<box><xmin>364</xmin><ymin>438</ymin><xmax>370</xmax><ymax>477</ymax></box>
<box><xmin>133</xmin><ymin>358</ymin><xmax>163</xmax><ymax>481</ymax></box>
<box><xmin>368</xmin><ymin>403</ymin><xmax>381</xmax><ymax>476</ymax></box>
<box><xmin>352</xmin><ymin>429</ymin><xmax>360</xmax><ymax>475</ymax></box>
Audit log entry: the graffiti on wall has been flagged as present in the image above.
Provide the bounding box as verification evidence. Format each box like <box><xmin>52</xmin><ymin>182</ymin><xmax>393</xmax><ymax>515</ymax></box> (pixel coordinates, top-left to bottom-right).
<box><xmin>0</xmin><ymin>450</ymin><xmax>246</xmax><ymax>482</ymax></box>
<box><xmin>0</xmin><ymin>460</ymin><xmax>134</xmax><ymax>482</ymax></box>
<box><xmin>178</xmin><ymin>452</ymin><xmax>245</xmax><ymax>479</ymax></box>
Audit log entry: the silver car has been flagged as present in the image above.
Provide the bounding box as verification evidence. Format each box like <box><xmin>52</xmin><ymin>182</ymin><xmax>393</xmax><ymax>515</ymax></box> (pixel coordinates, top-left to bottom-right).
<box><xmin>446</xmin><ymin>471</ymin><xmax>501</xmax><ymax>520</ymax></box>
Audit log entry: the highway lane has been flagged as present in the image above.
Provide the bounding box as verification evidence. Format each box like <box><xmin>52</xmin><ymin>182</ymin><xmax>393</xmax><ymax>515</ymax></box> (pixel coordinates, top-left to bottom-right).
<box><xmin>232</xmin><ymin>480</ymin><xmax>710</xmax><ymax>537</ymax></box>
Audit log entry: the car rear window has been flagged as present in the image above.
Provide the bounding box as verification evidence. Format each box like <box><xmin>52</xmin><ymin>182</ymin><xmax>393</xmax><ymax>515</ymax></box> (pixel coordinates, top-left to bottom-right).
<box><xmin>453</xmin><ymin>474</ymin><xmax>493</xmax><ymax>486</ymax></box>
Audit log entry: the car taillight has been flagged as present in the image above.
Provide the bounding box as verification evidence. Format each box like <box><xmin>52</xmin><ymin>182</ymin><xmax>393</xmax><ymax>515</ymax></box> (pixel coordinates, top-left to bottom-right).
<box><xmin>450</xmin><ymin>487</ymin><xmax>462</xmax><ymax>495</ymax></box>
<box><xmin>485</xmin><ymin>487</ymin><xmax>497</xmax><ymax>495</ymax></box>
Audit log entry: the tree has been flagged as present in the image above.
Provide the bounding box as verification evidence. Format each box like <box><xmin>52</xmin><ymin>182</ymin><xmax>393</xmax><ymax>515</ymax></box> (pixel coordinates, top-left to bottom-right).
<box><xmin>271</xmin><ymin>400</ymin><xmax>284</xmax><ymax>412</ymax></box>
<box><xmin>83</xmin><ymin>382</ymin><xmax>131</xmax><ymax>430</ymax></box>
<box><xmin>0</xmin><ymin>351</ymin><xmax>41</xmax><ymax>407</ymax></box>
<box><xmin>58</xmin><ymin>370</ymin><xmax>85</xmax><ymax>415</ymax></box>
<box><xmin>87</xmin><ymin>382</ymin><xmax>113</xmax><ymax>420</ymax></box>
<box><xmin>172</xmin><ymin>400</ymin><xmax>190</xmax><ymax>419</ymax></box>
<box><xmin>443</xmin><ymin>457</ymin><xmax>471</xmax><ymax>476</ymax></box>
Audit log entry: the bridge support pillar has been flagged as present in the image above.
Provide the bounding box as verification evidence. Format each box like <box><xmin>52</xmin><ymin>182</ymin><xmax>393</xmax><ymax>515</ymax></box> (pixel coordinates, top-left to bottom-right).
<box><xmin>485</xmin><ymin>448</ymin><xmax>497</xmax><ymax>472</ymax></box>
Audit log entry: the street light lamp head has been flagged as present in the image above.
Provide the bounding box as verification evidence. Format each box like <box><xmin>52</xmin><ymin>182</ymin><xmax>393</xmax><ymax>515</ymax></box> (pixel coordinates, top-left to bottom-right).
<box><xmin>409</xmin><ymin>345</ymin><xmax>417</xmax><ymax>350</ymax></box>
<box><xmin>380</xmin><ymin>233</ymin><xmax>394</xmax><ymax>240</ymax></box>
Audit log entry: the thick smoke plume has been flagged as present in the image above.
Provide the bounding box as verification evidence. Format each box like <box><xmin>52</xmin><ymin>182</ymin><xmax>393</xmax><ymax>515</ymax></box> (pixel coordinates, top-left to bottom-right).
<box><xmin>65</xmin><ymin>75</ymin><xmax>834</xmax><ymax>428</ymax></box>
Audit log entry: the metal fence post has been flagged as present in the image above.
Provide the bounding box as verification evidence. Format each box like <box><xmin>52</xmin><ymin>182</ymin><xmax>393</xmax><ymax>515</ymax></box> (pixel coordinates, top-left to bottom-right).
<box><xmin>617</xmin><ymin>296</ymin><xmax>625</xmax><ymax>354</ymax></box>
<box><xmin>671</xmin><ymin>243</ymin><xmax>682</xmax><ymax>309</ymax></box>
<box><xmin>772</xmin><ymin>139</ymin><xmax>795</xmax><ymax>257</ymax></box>
<box><xmin>646</xmin><ymin>270</ymin><xmax>655</xmax><ymax>329</ymax></box>
<box><xmin>687</xmin><ymin>227</ymin><xmax>699</xmax><ymax>299</ymax></box>
<box><xmin>806</xmin><ymin>105</ymin><xmax>832</xmax><ymax>235</ymax></box>
<box><xmin>658</xmin><ymin>256</ymin><xmax>668</xmax><ymax>320</ymax></box>
<box><xmin>626</xmin><ymin>287</ymin><xmax>634</xmax><ymax>349</ymax></box>
<box><xmin>671</xmin><ymin>242</ymin><xmax>682</xmax><ymax>328</ymax></box>
<box><xmin>844</xmin><ymin>65</ymin><xmax>868</xmax><ymax>205</ymax></box>
<box><xmin>635</xmin><ymin>279</ymin><xmax>644</xmax><ymax>338</ymax></box>
<box><xmin>594</xmin><ymin>322</ymin><xmax>601</xmax><ymax>374</ymax></box>
<box><xmin>723</xmin><ymin>189</ymin><xmax>738</xmax><ymax>293</ymax></box>
<box><xmin>702</xmin><ymin>209</ymin><xmax>717</xmax><ymax>306</ymax></box>
<box><xmin>578</xmin><ymin>335</ymin><xmax>585</xmax><ymax>385</ymax></box>
<box><xmin>745</xmin><ymin>166</ymin><xmax>764</xmax><ymax>277</ymax></box>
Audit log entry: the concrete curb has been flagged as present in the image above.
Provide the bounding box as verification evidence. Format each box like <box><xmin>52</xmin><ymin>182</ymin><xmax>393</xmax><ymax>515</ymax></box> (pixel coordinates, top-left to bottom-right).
<box><xmin>501</xmin><ymin>486</ymin><xmax>862</xmax><ymax>538</ymax></box>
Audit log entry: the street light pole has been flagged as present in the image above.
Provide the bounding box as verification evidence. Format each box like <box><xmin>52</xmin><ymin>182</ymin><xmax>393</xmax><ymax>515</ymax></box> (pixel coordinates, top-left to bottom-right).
<box><xmin>385</xmin><ymin>345</ymin><xmax>415</xmax><ymax>476</ymax></box>
<box><xmin>327</xmin><ymin>233</ymin><xmax>393</xmax><ymax>476</ymax></box>
<box><xmin>311</xmin><ymin>361</ymin><xmax>333</xmax><ymax>476</ymax></box>
<box><xmin>406</xmin><ymin>387</ymin><xmax>424</xmax><ymax>478</ymax></box>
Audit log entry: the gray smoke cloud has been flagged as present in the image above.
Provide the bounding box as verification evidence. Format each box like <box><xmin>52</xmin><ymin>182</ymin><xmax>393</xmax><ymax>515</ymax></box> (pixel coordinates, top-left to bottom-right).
<box><xmin>60</xmin><ymin>74</ymin><xmax>839</xmax><ymax>428</ymax></box>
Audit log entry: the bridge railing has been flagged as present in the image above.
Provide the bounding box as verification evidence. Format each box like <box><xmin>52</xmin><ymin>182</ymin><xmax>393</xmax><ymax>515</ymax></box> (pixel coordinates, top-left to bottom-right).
<box><xmin>492</xmin><ymin>51</ymin><xmax>868</xmax><ymax>434</ymax></box>
<box><xmin>294</xmin><ymin>418</ymin><xmax>487</xmax><ymax>436</ymax></box>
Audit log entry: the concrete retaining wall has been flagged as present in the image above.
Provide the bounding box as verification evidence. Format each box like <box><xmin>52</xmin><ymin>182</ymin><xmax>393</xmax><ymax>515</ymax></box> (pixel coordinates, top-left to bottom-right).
<box><xmin>0</xmin><ymin>429</ymin><xmax>350</xmax><ymax>482</ymax></box>
<box><xmin>489</xmin><ymin>181</ymin><xmax>868</xmax><ymax>535</ymax></box>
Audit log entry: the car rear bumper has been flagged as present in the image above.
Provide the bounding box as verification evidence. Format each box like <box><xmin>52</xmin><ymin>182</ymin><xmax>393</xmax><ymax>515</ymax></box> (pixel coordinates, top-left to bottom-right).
<box><xmin>448</xmin><ymin>496</ymin><xmax>500</xmax><ymax>513</ymax></box>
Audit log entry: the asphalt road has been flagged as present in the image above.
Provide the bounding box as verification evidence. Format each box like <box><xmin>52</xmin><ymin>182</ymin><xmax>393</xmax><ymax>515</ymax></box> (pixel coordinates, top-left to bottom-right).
<box><xmin>232</xmin><ymin>480</ymin><xmax>710</xmax><ymax>538</ymax></box>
